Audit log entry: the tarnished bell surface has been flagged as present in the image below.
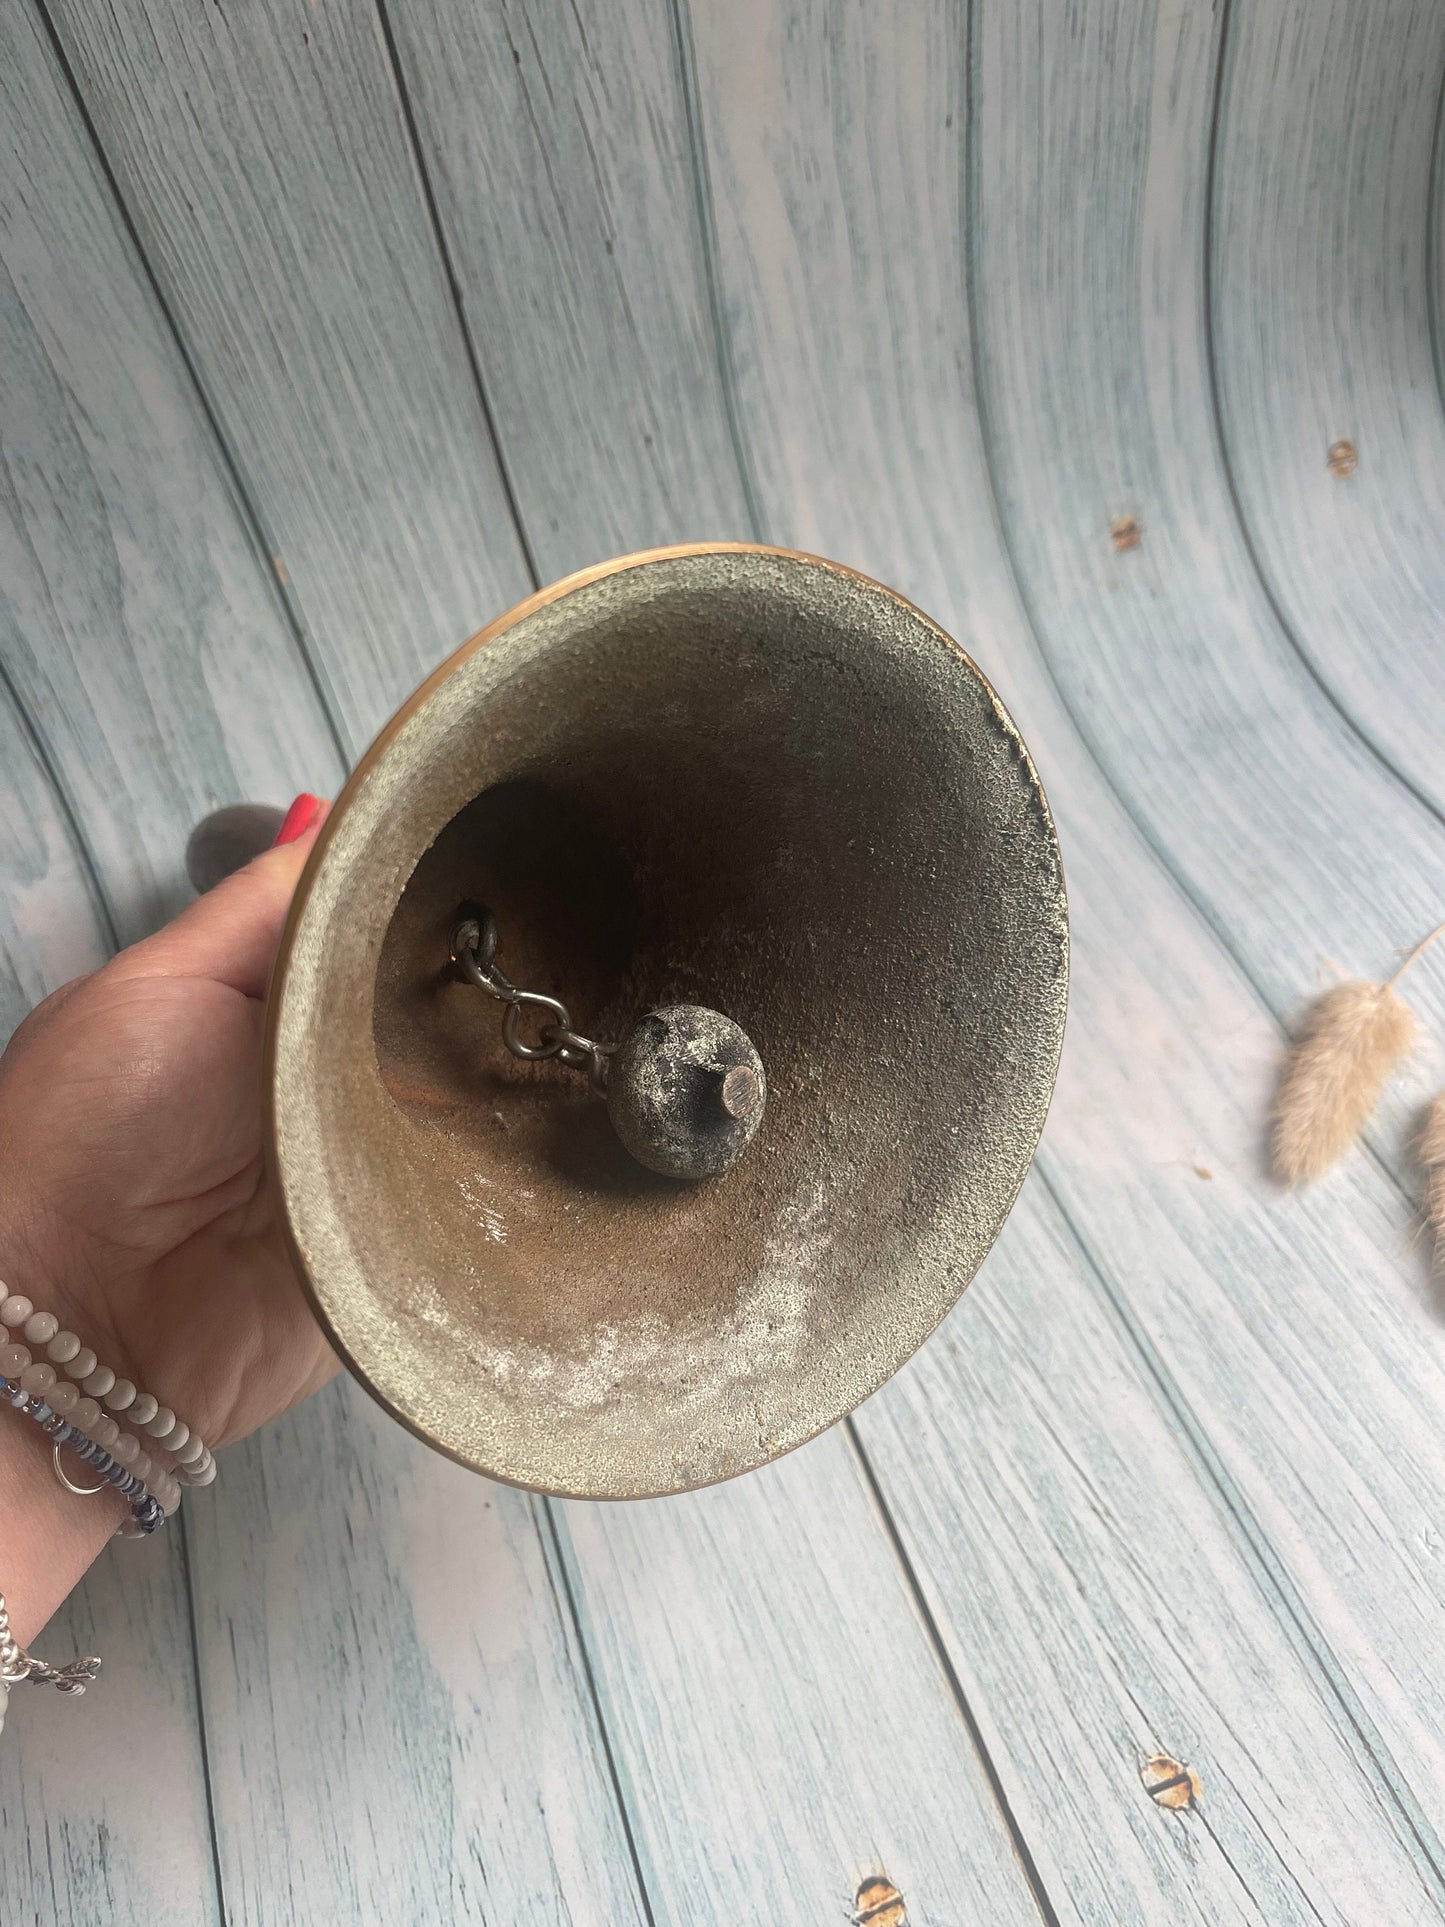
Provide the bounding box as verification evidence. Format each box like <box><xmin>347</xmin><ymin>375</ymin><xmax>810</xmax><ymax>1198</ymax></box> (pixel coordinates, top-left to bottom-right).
<box><xmin>264</xmin><ymin>545</ymin><xmax>1068</xmax><ymax>1498</ymax></box>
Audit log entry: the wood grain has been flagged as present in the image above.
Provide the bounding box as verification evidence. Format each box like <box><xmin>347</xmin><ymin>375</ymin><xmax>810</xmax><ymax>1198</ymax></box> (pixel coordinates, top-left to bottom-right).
<box><xmin>5</xmin><ymin>0</ymin><xmax>1445</xmax><ymax>1918</ymax></box>
<box><xmin>958</xmin><ymin>0</ymin><xmax>1445</xmax><ymax>1172</ymax></box>
<box><xmin>185</xmin><ymin>1380</ymin><xmax>651</xmax><ymax>1927</ymax></box>
<box><xmin>384</xmin><ymin>0</ymin><xmax>754</xmax><ymax>572</ymax></box>
<box><xmin>0</xmin><ymin>11</ymin><xmax>340</xmax><ymax>1914</ymax></box>
<box><xmin>958</xmin><ymin>0</ymin><xmax>1445</xmax><ymax>1846</ymax></box>
<box><xmin>857</xmin><ymin>1190</ymin><xmax>1445</xmax><ymax>1924</ymax></box>
<box><xmin>0</xmin><ymin>2</ymin><xmax>342</xmax><ymax>947</ymax></box>
<box><xmin>0</xmin><ymin>1531</ymin><xmax>220</xmax><ymax>1927</ymax></box>
<box><xmin>555</xmin><ymin>1431</ymin><xmax>1046</xmax><ymax>1925</ymax></box>
<box><xmin>3</xmin><ymin>6</ymin><xmax>1067</xmax><ymax>1917</ymax></box>
<box><xmin>44</xmin><ymin>0</ymin><xmax>534</xmax><ymax>748</ymax></box>
<box><xmin>0</xmin><ymin>690</ymin><xmax>108</xmax><ymax>1046</ymax></box>
<box><xmin>1210</xmin><ymin>0</ymin><xmax>1445</xmax><ymax>820</ymax></box>
<box><xmin>0</xmin><ymin>12</ymin><xmax>611</xmax><ymax>1923</ymax></box>
<box><xmin>963</xmin><ymin>0</ymin><xmax>1445</xmax><ymax>1059</ymax></box>
<box><xmin>688</xmin><ymin>0</ymin><xmax>1445</xmax><ymax>1898</ymax></box>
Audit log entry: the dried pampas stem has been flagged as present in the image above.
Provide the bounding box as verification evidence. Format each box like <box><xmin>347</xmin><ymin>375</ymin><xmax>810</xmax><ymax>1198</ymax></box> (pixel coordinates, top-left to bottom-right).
<box><xmin>1420</xmin><ymin>1095</ymin><xmax>1445</xmax><ymax>1271</ymax></box>
<box><xmin>1383</xmin><ymin>919</ymin><xmax>1445</xmax><ymax>989</ymax></box>
<box><xmin>1271</xmin><ymin>981</ymin><xmax>1416</xmax><ymax>1186</ymax></box>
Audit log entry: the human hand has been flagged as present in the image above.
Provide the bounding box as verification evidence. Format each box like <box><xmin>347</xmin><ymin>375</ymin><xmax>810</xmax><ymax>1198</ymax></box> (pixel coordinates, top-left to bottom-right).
<box><xmin>0</xmin><ymin>796</ymin><xmax>339</xmax><ymax>1448</ymax></box>
<box><xmin>0</xmin><ymin>797</ymin><xmax>337</xmax><ymax>1639</ymax></box>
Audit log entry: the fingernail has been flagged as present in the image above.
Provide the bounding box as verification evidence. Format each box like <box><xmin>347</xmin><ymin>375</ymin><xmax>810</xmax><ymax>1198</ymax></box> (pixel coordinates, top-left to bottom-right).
<box><xmin>272</xmin><ymin>793</ymin><xmax>324</xmax><ymax>847</ymax></box>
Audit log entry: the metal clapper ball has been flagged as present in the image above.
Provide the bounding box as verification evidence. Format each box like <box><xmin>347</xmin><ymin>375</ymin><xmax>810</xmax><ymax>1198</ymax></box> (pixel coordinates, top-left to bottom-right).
<box><xmin>449</xmin><ymin>903</ymin><xmax>766</xmax><ymax>1181</ymax></box>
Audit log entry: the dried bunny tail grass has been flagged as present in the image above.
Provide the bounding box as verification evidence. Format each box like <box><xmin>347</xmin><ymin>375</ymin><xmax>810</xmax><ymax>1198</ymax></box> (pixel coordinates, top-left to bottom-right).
<box><xmin>1384</xmin><ymin>918</ymin><xmax>1445</xmax><ymax>991</ymax></box>
<box><xmin>1271</xmin><ymin>980</ymin><xmax>1416</xmax><ymax>1187</ymax></box>
<box><xmin>1420</xmin><ymin>1095</ymin><xmax>1445</xmax><ymax>1271</ymax></box>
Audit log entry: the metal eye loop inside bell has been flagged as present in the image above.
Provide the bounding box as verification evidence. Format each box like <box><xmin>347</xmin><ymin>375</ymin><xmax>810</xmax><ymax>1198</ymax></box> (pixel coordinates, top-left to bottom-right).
<box><xmin>450</xmin><ymin>900</ymin><xmax>499</xmax><ymax>970</ymax></box>
<box><xmin>452</xmin><ymin>944</ymin><xmax>512</xmax><ymax>1000</ymax></box>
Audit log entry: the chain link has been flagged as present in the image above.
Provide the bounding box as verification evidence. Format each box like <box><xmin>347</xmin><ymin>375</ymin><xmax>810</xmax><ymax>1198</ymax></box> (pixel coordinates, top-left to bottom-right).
<box><xmin>0</xmin><ymin>1587</ymin><xmax>100</xmax><ymax>1696</ymax></box>
<box><xmin>451</xmin><ymin>904</ymin><xmax>614</xmax><ymax>1094</ymax></box>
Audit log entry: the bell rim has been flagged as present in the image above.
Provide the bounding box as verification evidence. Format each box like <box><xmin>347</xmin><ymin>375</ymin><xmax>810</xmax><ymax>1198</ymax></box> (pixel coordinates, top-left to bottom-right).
<box><xmin>262</xmin><ymin>541</ymin><xmax>1069</xmax><ymax>1499</ymax></box>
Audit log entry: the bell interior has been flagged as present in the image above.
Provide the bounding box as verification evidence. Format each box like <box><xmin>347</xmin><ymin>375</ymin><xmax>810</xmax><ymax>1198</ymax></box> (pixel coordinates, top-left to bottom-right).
<box><xmin>268</xmin><ymin>549</ymin><xmax>1067</xmax><ymax>1496</ymax></box>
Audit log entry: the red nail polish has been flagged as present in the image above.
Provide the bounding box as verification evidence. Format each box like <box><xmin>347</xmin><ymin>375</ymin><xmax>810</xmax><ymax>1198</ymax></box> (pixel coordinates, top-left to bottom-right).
<box><xmin>272</xmin><ymin>793</ymin><xmax>324</xmax><ymax>847</ymax></box>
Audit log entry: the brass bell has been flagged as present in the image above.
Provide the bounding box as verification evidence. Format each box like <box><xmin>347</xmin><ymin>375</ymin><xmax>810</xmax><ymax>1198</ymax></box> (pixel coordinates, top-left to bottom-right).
<box><xmin>263</xmin><ymin>544</ymin><xmax>1067</xmax><ymax>1498</ymax></box>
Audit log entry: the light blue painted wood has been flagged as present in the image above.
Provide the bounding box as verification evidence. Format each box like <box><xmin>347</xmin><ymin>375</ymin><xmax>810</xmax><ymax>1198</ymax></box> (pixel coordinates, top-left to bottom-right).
<box><xmin>3</xmin><ymin>0</ymin><xmax>1445</xmax><ymax>1919</ymax></box>
<box><xmin>26</xmin><ymin>5</ymin><xmax>1072</xmax><ymax>1916</ymax></box>
<box><xmin>0</xmin><ymin>6</ymin><xmax>340</xmax><ymax>1917</ymax></box>
<box><xmin>45</xmin><ymin>0</ymin><xmax>534</xmax><ymax>749</ymax></box>
<box><xmin>186</xmin><ymin>1399</ymin><xmax>1050</xmax><ymax>1924</ymax></box>
<box><xmin>1211</xmin><ymin>0</ymin><xmax>1445</xmax><ymax>821</ymax></box>
<box><xmin>0</xmin><ymin>694</ymin><xmax>107</xmax><ymax>1046</ymax></box>
<box><xmin>386</xmin><ymin>0</ymin><xmax>755</xmax><ymax>571</ymax></box>
<box><xmin>858</xmin><ymin>1192</ymin><xmax>1445</xmax><ymax>1924</ymax></box>
<box><xmin>0</xmin><ymin>2</ymin><xmax>342</xmax><ymax>947</ymax></box>
<box><xmin>0</xmin><ymin>9</ymin><xmax>623</xmax><ymax>1923</ymax></box>
<box><xmin>955</xmin><ymin>0</ymin><xmax>1445</xmax><ymax>1174</ymax></box>
<box><xmin>686</xmin><ymin>0</ymin><xmax>1445</xmax><ymax>1896</ymax></box>
<box><xmin>185</xmin><ymin>1380</ymin><xmax>650</xmax><ymax>1927</ymax></box>
<box><xmin>963</xmin><ymin>0</ymin><xmax>1445</xmax><ymax>1056</ymax></box>
<box><xmin>0</xmin><ymin>1529</ymin><xmax>220</xmax><ymax>1927</ymax></box>
<box><xmin>555</xmin><ymin>1433</ymin><xmax>1045</xmax><ymax>1926</ymax></box>
<box><xmin>683</xmin><ymin>0</ymin><xmax>979</xmax><ymax>585</ymax></box>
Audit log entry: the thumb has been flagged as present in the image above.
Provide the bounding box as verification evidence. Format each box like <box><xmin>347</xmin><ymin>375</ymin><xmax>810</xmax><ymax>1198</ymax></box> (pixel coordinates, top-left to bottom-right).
<box><xmin>113</xmin><ymin>797</ymin><xmax>332</xmax><ymax>1000</ymax></box>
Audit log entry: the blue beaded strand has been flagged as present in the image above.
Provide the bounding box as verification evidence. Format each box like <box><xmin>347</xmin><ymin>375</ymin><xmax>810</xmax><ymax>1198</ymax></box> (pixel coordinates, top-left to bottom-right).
<box><xmin>0</xmin><ymin>1376</ymin><xmax>165</xmax><ymax>1534</ymax></box>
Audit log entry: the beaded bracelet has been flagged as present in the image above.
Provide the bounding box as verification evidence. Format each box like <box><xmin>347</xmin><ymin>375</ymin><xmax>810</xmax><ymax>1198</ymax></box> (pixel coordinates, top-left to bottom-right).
<box><xmin>0</xmin><ymin>1282</ymin><xmax>214</xmax><ymax>1527</ymax></box>
<box><xmin>1</xmin><ymin>1371</ymin><xmax>166</xmax><ymax>1534</ymax></box>
<box><xmin>0</xmin><ymin>1282</ymin><xmax>213</xmax><ymax>1734</ymax></box>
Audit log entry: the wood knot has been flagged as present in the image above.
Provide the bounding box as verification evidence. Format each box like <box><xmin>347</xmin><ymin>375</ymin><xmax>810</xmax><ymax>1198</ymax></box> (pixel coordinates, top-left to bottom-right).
<box><xmin>854</xmin><ymin>1873</ymin><xmax>907</xmax><ymax>1924</ymax></box>
<box><xmin>1110</xmin><ymin>514</ymin><xmax>1143</xmax><ymax>552</ymax></box>
<box><xmin>1140</xmin><ymin>1752</ymin><xmax>1201</xmax><ymax>1810</ymax></box>
<box><xmin>1326</xmin><ymin>439</ymin><xmax>1358</xmax><ymax>478</ymax></box>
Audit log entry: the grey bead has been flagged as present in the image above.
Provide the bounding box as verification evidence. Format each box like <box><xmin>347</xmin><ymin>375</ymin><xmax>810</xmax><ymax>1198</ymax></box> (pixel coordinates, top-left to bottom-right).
<box><xmin>606</xmin><ymin>1004</ymin><xmax>766</xmax><ymax>1181</ymax></box>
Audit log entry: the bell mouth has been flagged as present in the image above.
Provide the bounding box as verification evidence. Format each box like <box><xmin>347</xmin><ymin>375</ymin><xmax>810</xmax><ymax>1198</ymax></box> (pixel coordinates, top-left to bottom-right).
<box><xmin>265</xmin><ymin>544</ymin><xmax>1068</xmax><ymax>1498</ymax></box>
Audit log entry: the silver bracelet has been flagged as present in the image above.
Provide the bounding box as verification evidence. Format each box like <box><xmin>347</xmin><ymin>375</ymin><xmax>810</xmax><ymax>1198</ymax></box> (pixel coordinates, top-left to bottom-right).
<box><xmin>0</xmin><ymin>1585</ymin><xmax>100</xmax><ymax>1735</ymax></box>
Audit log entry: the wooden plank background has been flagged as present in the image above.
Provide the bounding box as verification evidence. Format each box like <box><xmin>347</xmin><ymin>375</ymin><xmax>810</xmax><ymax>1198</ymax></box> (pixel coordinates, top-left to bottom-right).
<box><xmin>2</xmin><ymin>0</ymin><xmax>1443</xmax><ymax>1921</ymax></box>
